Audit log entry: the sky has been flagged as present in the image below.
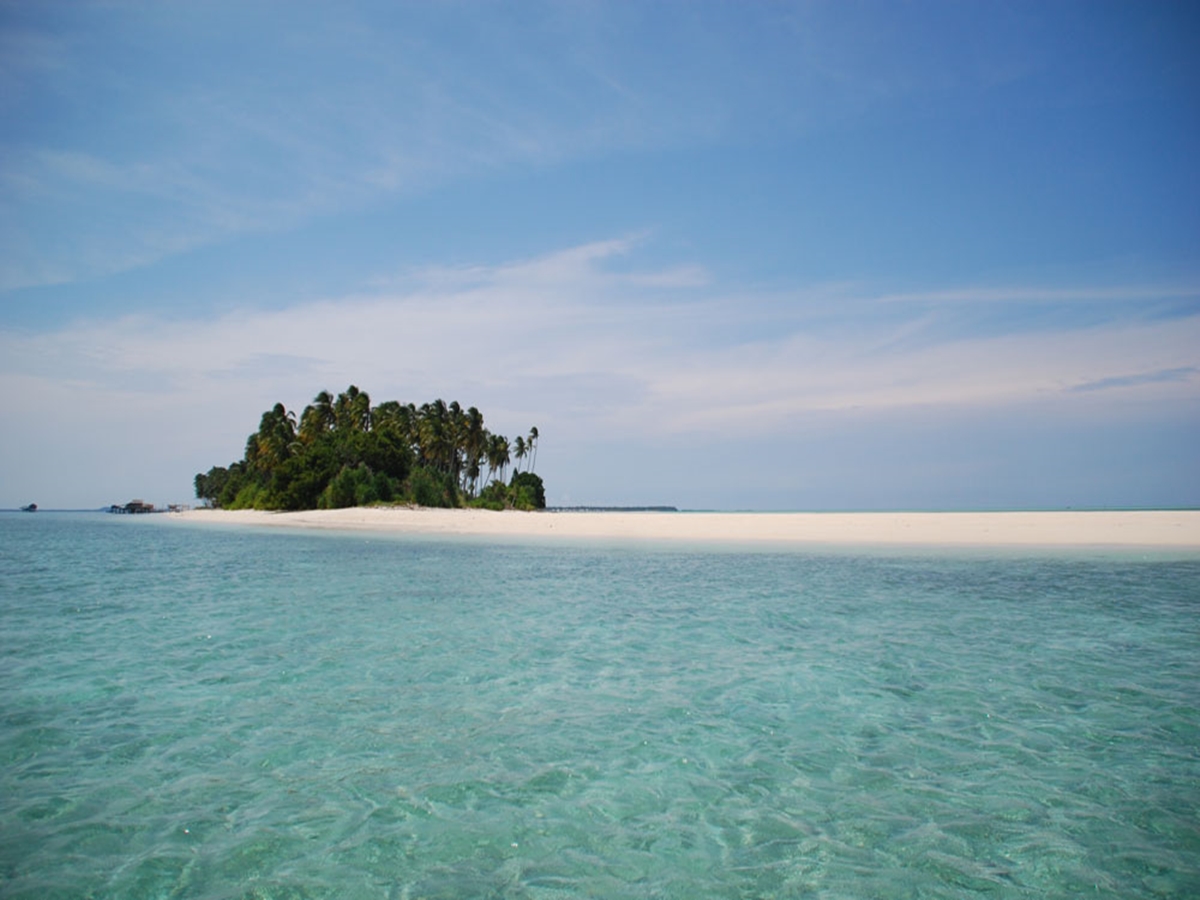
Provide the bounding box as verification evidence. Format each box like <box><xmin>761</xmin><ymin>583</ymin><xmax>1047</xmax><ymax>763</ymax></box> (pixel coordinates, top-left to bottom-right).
<box><xmin>1</xmin><ymin>0</ymin><xmax>1198</xmax><ymax>511</ymax></box>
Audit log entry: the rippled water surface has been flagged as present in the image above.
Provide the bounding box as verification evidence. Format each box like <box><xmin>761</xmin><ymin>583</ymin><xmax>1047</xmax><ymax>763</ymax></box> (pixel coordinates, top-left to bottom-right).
<box><xmin>2</xmin><ymin>512</ymin><xmax>1198</xmax><ymax>898</ymax></box>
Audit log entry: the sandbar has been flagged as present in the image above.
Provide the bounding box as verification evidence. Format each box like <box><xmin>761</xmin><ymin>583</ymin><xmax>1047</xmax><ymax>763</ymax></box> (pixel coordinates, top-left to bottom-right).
<box><xmin>171</xmin><ymin>507</ymin><xmax>1200</xmax><ymax>548</ymax></box>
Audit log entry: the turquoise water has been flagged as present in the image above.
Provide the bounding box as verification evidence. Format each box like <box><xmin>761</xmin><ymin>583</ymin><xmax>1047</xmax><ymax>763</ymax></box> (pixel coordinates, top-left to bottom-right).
<box><xmin>2</xmin><ymin>513</ymin><xmax>1198</xmax><ymax>899</ymax></box>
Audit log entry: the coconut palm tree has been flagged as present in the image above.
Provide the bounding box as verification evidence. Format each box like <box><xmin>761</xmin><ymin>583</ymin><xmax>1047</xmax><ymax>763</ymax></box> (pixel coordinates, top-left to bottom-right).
<box><xmin>249</xmin><ymin>403</ymin><xmax>297</xmax><ymax>474</ymax></box>
<box><xmin>418</xmin><ymin>400</ymin><xmax>452</xmax><ymax>472</ymax></box>
<box><xmin>527</xmin><ymin>426</ymin><xmax>539</xmax><ymax>472</ymax></box>
<box><xmin>487</xmin><ymin>434</ymin><xmax>510</xmax><ymax>486</ymax></box>
<box><xmin>513</xmin><ymin>435</ymin><xmax>527</xmax><ymax>475</ymax></box>
<box><xmin>448</xmin><ymin>401</ymin><xmax>466</xmax><ymax>484</ymax></box>
<box><xmin>299</xmin><ymin>390</ymin><xmax>335</xmax><ymax>442</ymax></box>
<box><xmin>371</xmin><ymin>400</ymin><xmax>403</xmax><ymax>434</ymax></box>
<box><xmin>335</xmin><ymin>386</ymin><xmax>371</xmax><ymax>432</ymax></box>
<box><xmin>463</xmin><ymin>407</ymin><xmax>487</xmax><ymax>495</ymax></box>
<box><xmin>396</xmin><ymin>402</ymin><xmax>419</xmax><ymax>453</ymax></box>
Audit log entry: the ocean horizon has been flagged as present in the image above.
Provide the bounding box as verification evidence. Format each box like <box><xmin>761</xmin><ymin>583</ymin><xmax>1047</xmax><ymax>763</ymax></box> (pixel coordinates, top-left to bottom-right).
<box><xmin>2</xmin><ymin>511</ymin><xmax>1197</xmax><ymax>898</ymax></box>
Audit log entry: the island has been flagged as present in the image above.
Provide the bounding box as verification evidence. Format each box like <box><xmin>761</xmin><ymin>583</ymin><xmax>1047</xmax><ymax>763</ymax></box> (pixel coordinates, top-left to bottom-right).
<box><xmin>194</xmin><ymin>386</ymin><xmax>544</xmax><ymax>512</ymax></box>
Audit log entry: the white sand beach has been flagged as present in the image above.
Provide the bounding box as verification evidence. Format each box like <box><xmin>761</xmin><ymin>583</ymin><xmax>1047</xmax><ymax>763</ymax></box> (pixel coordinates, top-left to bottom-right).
<box><xmin>172</xmin><ymin>507</ymin><xmax>1200</xmax><ymax>548</ymax></box>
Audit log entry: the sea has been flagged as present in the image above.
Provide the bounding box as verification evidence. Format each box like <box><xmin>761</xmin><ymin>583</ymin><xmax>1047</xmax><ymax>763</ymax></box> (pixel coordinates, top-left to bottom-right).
<box><xmin>1</xmin><ymin>511</ymin><xmax>1198</xmax><ymax>899</ymax></box>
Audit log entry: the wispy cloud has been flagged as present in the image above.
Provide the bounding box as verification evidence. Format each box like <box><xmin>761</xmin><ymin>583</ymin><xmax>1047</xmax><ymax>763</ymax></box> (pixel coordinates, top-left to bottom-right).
<box><xmin>875</xmin><ymin>285</ymin><xmax>1200</xmax><ymax>305</ymax></box>
<box><xmin>3</xmin><ymin>236</ymin><xmax>1197</xmax><ymax>509</ymax></box>
<box><xmin>1070</xmin><ymin>367</ymin><xmax>1198</xmax><ymax>394</ymax></box>
<box><xmin>2</xmin><ymin>2</ymin><xmax>1195</xmax><ymax>509</ymax></box>
<box><xmin>3</xmin><ymin>240</ymin><xmax>1196</xmax><ymax>446</ymax></box>
<box><xmin>0</xmin><ymin>4</ymin><xmax>746</xmax><ymax>292</ymax></box>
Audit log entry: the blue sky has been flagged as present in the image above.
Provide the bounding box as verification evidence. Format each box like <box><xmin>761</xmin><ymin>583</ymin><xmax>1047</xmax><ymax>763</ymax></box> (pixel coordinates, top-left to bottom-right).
<box><xmin>2</xmin><ymin>0</ymin><xmax>1197</xmax><ymax>510</ymax></box>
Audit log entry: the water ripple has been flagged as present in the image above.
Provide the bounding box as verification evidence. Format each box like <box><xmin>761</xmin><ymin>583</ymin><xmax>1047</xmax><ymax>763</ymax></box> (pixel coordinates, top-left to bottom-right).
<box><xmin>1</xmin><ymin>513</ymin><xmax>1198</xmax><ymax>898</ymax></box>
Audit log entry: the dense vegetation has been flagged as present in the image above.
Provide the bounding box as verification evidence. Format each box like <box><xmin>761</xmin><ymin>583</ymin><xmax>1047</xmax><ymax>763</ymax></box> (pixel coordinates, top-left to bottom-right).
<box><xmin>194</xmin><ymin>386</ymin><xmax>544</xmax><ymax>511</ymax></box>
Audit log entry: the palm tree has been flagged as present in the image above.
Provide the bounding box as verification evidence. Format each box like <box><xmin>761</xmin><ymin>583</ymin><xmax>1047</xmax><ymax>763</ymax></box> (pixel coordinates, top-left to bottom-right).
<box><xmin>463</xmin><ymin>407</ymin><xmax>487</xmax><ymax>495</ymax></box>
<box><xmin>299</xmin><ymin>390</ymin><xmax>335</xmax><ymax>442</ymax></box>
<box><xmin>448</xmin><ymin>401</ymin><xmax>466</xmax><ymax>485</ymax></box>
<box><xmin>419</xmin><ymin>400</ymin><xmax>451</xmax><ymax>472</ymax></box>
<box><xmin>527</xmin><ymin>426</ymin><xmax>539</xmax><ymax>472</ymax></box>
<box><xmin>335</xmin><ymin>385</ymin><xmax>371</xmax><ymax>432</ymax></box>
<box><xmin>513</xmin><ymin>435</ymin><xmax>527</xmax><ymax>475</ymax></box>
<box><xmin>249</xmin><ymin>402</ymin><xmax>297</xmax><ymax>474</ymax></box>
<box><xmin>484</xmin><ymin>433</ymin><xmax>498</xmax><ymax>485</ymax></box>
<box><xmin>371</xmin><ymin>400</ymin><xmax>403</xmax><ymax>434</ymax></box>
<box><xmin>487</xmin><ymin>434</ymin><xmax>510</xmax><ymax>486</ymax></box>
<box><xmin>395</xmin><ymin>402</ymin><xmax>419</xmax><ymax>454</ymax></box>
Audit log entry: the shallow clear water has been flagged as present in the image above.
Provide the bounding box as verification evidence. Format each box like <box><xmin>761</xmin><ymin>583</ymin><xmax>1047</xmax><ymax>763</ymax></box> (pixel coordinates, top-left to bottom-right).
<box><xmin>1</xmin><ymin>513</ymin><xmax>1198</xmax><ymax>899</ymax></box>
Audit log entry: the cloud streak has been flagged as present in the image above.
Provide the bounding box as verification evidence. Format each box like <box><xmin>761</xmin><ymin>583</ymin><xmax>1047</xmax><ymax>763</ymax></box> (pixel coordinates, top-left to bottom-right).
<box><xmin>0</xmin><ymin>3</ymin><xmax>758</xmax><ymax>292</ymax></box>
<box><xmin>2</xmin><ymin>3</ymin><xmax>1196</xmax><ymax>509</ymax></box>
<box><xmin>1070</xmin><ymin>367</ymin><xmax>1198</xmax><ymax>394</ymax></box>
<box><xmin>3</xmin><ymin>240</ymin><xmax>1196</xmax><ymax>440</ymax></box>
<box><xmin>9</xmin><ymin>1</ymin><xmax>1132</xmax><ymax>293</ymax></box>
<box><xmin>2</xmin><ymin>237</ymin><xmax>1197</xmax><ymax>509</ymax></box>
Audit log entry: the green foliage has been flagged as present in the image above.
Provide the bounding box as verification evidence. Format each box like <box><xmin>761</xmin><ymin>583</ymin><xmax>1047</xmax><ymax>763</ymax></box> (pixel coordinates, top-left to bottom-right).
<box><xmin>217</xmin><ymin>479</ymin><xmax>241</xmax><ymax>509</ymax></box>
<box><xmin>465</xmin><ymin>473</ymin><xmax>545</xmax><ymax>511</ymax></box>
<box><xmin>468</xmin><ymin>496</ymin><xmax>507</xmax><ymax>511</ymax></box>
<box><xmin>271</xmin><ymin>443</ymin><xmax>338</xmax><ymax>510</ymax></box>
<box><xmin>510</xmin><ymin>471</ymin><xmax>546</xmax><ymax>510</ymax></box>
<box><xmin>408</xmin><ymin>466</ymin><xmax>456</xmax><ymax>508</ymax></box>
<box><xmin>194</xmin><ymin>387</ymin><xmax>543</xmax><ymax>511</ymax></box>
<box><xmin>194</xmin><ymin>466</ymin><xmax>230</xmax><ymax>506</ymax></box>
<box><xmin>317</xmin><ymin>465</ymin><xmax>352</xmax><ymax>509</ymax></box>
<box><xmin>470</xmin><ymin>480</ymin><xmax>510</xmax><ymax>510</ymax></box>
<box><xmin>229</xmin><ymin>481</ymin><xmax>266</xmax><ymax>510</ymax></box>
<box><xmin>371</xmin><ymin>469</ymin><xmax>396</xmax><ymax>503</ymax></box>
<box><xmin>318</xmin><ymin>463</ymin><xmax>387</xmax><ymax>509</ymax></box>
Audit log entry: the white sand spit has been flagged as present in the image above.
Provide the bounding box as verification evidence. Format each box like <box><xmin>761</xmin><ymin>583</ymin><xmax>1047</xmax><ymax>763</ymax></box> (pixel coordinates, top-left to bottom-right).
<box><xmin>172</xmin><ymin>508</ymin><xmax>1200</xmax><ymax>548</ymax></box>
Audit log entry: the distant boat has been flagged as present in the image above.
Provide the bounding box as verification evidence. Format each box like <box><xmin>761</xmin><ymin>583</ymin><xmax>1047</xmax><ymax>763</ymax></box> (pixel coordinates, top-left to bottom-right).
<box><xmin>19</xmin><ymin>503</ymin><xmax>37</xmax><ymax>512</ymax></box>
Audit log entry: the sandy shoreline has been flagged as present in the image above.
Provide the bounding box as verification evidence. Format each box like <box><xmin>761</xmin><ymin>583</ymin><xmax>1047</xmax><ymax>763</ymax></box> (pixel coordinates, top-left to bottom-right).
<box><xmin>170</xmin><ymin>507</ymin><xmax>1200</xmax><ymax>548</ymax></box>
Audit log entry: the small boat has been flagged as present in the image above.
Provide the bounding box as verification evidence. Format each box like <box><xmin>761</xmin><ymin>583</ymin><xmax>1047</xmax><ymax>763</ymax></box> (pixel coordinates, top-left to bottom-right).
<box><xmin>20</xmin><ymin>503</ymin><xmax>37</xmax><ymax>512</ymax></box>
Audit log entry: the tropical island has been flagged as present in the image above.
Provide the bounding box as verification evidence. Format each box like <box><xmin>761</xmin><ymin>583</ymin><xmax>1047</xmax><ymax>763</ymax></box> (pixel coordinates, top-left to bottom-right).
<box><xmin>194</xmin><ymin>386</ymin><xmax>544</xmax><ymax>511</ymax></box>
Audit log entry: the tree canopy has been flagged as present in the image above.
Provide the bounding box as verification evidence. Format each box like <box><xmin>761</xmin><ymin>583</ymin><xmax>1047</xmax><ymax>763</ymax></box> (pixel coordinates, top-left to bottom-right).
<box><xmin>195</xmin><ymin>387</ymin><xmax>544</xmax><ymax>511</ymax></box>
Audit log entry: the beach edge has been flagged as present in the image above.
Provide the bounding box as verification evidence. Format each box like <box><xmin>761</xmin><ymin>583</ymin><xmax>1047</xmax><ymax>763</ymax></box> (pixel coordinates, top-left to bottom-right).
<box><xmin>169</xmin><ymin>508</ymin><xmax>1200</xmax><ymax>548</ymax></box>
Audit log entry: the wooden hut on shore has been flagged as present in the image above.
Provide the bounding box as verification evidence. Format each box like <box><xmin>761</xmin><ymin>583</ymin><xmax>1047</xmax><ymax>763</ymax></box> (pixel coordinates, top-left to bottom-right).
<box><xmin>109</xmin><ymin>500</ymin><xmax>156</xmax><ymax>514</ymax></box>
